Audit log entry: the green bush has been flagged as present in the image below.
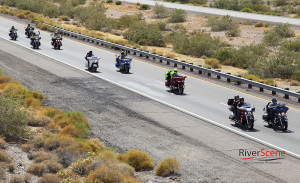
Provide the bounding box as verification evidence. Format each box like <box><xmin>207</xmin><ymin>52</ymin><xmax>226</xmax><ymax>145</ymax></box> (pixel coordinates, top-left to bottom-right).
<box><xmin>42</xmin><ymin>5</ymin><xmax>59</xmax><ymax>18</ymax></box>
<box><xmin>207</xmin><ymin>15</ymin><xmax>239</xmax><ymax>32</ymax></box>
<box><xmin>263</xmin><ymin>31</ymin><xmax>282</xmax><ymax>46</ymax></box>
<box><xmin>168</xmin><ymin>9</ymin><xmax>186</xmax><ymax>23</ymax></box>
<box><xmin>115</xmin><ymin>1</ymin><xmax>122</xmax><ymax>5</ymax></box>
<box><xmin>225</xmin><ymin>27</ymin><xmax>241</xmax><ymax>37</ymax></box>
<box><xmin>153</xmin><ymin>21</ymin><xmax>168</xmax><ymax>31</ymax></box>
<box><xmin>124</xmin><ymin>23</ymin><xmax>165</xmax><ymax>47</ymax></box>
<box><xmin>139</xmin><ymin>4</ymin><xmax>150</xmax><ymax>10</ymax></box>
<box><xmin>106</xmin><ymin>0</ymin><xmax>113</xmax><ymax>3</ymax></box>
<box><xmin>273</xmin><ymin>0</ymin><xmax>287</xmax><ymax>6</ymax></box>
<box><xmin>0</xmin><ymin>97</ymin><xmax>30</xmax><ymax>141</ymax></box>
<box><xmin>71</xmin><ymin>0</ymin><xmax>86</xmax><ymax>6</ymax></box>
<box><xmin>153</xmin><ymin>3</ymin><xmax>169</xmax><ymax>18</ymax></box>
<box><xmin>190</xmin><ymin>0</ymin><xmax>207</xmax><ymax>5</ymax></box>
<box><xmin>117</xmin><ymin>14</ymin><xmax>142</xmax><ymax>29</ymax></box>
<box><xmin>280</xmin><ymin>39</ymin><xmax>300</xmax><ymax>52</ymax></box>
<box><xmin>241</xmin><ymin>7</ymin><xmax>256</xmax><ymax>13</ymax></box>
<box><xmin>273</xmin><ymin>24</ymin><xmax>295</xmax><ymax>38</ymax></box>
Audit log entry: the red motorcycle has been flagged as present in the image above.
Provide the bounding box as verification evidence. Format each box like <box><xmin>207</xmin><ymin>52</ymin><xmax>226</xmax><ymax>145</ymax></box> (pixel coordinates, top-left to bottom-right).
<box><xmin>165</xmin><ymin>76</ymin><xmax>186</xmax><ymax>95</ymax></box>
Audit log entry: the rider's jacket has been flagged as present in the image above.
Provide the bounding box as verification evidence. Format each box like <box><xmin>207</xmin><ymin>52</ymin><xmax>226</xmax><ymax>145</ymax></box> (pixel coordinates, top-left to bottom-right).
<box><xmin>10</xmin><ymin>28</ymin><xmax>16</xmax><ymax>32</ymax></box>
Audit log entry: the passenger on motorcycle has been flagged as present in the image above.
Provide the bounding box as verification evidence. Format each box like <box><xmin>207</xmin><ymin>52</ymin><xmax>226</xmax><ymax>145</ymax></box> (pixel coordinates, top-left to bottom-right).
<box><xmin>51</xmin><ymin>32</ymin><xmax>62</xmax><ymax>45</ymax></box>
<box><xmin>232</xmin><ymin>95</ymin><xmax>240</xmax><ymax>120</ymax></box>
<box><xmin>9</xmin><ymin>26</ymin><xmax>16</xmax><ymax>36</ymax></box>
<box><xmin>266</xmin><ymin>97</ymin><xmax>278</xmax><ymax>123</ymax></box>
<box><xmin>85</xmin><ymin>51</ymin><xmax>94</xmax><ymax>67</ymax></box>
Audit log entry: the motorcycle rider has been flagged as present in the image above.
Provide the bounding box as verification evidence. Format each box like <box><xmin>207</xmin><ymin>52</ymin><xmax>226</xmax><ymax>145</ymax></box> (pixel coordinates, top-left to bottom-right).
<box><xmin>51</xmin><ymin>32</ymin><xmax>62</xmax><ymax>46</ymax></box>
<box><xmin>236</xmin><ymin>97</ymin><xmax>245</xmax><ymax>122</ymax></box>
<box><xmin>165</xmin><ymin>70</ymin><xmax>172</xmax><ymax>85</ymax></box>
<box><xmin>30</xmin><ymin>31</ymin><xmax>40</xmax><ymax>45</ymax></box>
<box><xmin>9</xmin><ymin>26</ymin><xmax>16</xmax><ymax>37</ymax></box>
<box><xmin>25</xmin><ymin>24</ymin><xmax>34</xmax><ymax>36</ymax></box>
<box><xmin>267</xmin><ymin>97</ymin><xmax>278</xmax><ymax>123</ymax></box>
<box><xmin>231</xmin><ymin>95</ymin><xmax>239</xmax><ymax>120</ymax></box>
<box><xmin>85</xmin><ymin>51</ymin><xmax>94</xmax><ymax>68</ymax></box>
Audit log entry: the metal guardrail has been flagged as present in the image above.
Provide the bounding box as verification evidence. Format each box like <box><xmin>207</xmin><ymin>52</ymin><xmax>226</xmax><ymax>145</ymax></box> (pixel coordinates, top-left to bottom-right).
<box><xmin>44</xmin><ymin>23</ymin><xmax>300</xmax><ymax>102</ymax></box>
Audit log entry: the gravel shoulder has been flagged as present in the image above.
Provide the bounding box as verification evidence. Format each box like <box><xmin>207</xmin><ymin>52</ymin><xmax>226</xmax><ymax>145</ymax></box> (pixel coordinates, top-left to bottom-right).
<box><xmin>1</xmin><ymin>38</ymin><xmax>300</xmax><ymax>182</ymax></box>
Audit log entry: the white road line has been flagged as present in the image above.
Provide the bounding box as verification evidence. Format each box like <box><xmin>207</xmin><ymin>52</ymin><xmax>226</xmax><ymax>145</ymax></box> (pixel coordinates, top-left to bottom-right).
<box><xmin>219</xmin><ymin>102</ymin><xmax>227</xmax><ymax>106</ymax></box>
<box><xmin>157</xmin><ymin>80</ymin><xmax>164</xmax><ymax>84</ymax></box>
<box><xmin>1</xmin><ymin>35</ymin><xmax>300</xmax><ymax>159</ymax></box>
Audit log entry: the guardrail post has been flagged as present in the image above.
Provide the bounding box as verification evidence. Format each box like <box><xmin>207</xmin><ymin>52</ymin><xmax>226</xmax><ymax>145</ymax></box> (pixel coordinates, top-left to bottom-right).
<box><xmin>190</xmin><ymin>63</ymin><xmax>193</xmax><ymax>72</ymax></box>
<box><xmin>159</xmin><ymin>59</ymin><xmax>162</xmax><ymax>63</ymax></box>
<box><xmin>236</xmin><ymin>75</ymin><xmax>241</xmax><ymax>85</ymax></box>
<box><xmin>146</xmin><ymin>55</ymin><xmax>149</xmax><ymax>59</ymax></box>
<box><xmin>272</xmin><ymin>91</ymin><xmax>276</xmax><ymax>95</ymax></box>
<box><xmin>284</xmin><ymin>88</ymin><xmax>289</xmax><ymax>99</ymax></box>
<box><xmin>181</xmin><ymin>61</ymin><xmax>185</xmax><ymax>69</ymax></box>
<box><xmin>198</xmin><ymin>65</ymin><xmax>202</xmax><ymax>74</ymax></box>
<box><xmin>140</xmin><ymin>53</ymin><xmax>143</xmax><ymax>57</ymax></box>
<box><xmin>259</xmin><ymin>81</ymin><xmax>264</xmax><ymax>92</ymax></box>
<box><xmin>248</xmin><ymin>79</ymin><xmax>252</xmax><ymax>88</ymax></box>
<box><xmin>298</xmin><ymin>97</ymin><xmax>300</xmax><ymax>103</ymax></box>
<box><xmin>216</xmin><ymin>70</ymin><xmax>221</xmax><ymax>79</ymax></box>
<box><xmin>174</xmin><ymin>63</ymin><xmax>177</xmax><ymax>67</ymax></box>
<box><xmin>226</xmin><ymin>73</ymin><xmax>231</xmax><ymax>82</ymax></box>
<box><xmin>167</xmin><ymin>61</ymin><xmax>170</xmax><ymax>65</ymax></box>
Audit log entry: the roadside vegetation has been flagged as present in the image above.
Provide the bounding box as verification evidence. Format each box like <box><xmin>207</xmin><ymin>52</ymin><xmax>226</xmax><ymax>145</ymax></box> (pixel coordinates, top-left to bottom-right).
<box><xmin>0</xmin><ymin>71</ymin><xmax>180</xmax><ymax>181</ymax></box>
<box><xmin>0</xmin><ymin>0</ymin><xmax>300</xmax><ymax>88</ymax></box>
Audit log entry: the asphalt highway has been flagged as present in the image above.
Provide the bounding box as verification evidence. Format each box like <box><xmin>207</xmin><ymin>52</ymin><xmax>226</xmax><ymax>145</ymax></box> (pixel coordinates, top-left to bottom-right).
<box><xmin>123</xmin><ymin>0</ymin><xmax>300</xmax><ymax>26</ymax></box>
<box><xmin>1</xmin><ymin>16</ymin><xmax>300</xmax><ymax>158</ymax></box>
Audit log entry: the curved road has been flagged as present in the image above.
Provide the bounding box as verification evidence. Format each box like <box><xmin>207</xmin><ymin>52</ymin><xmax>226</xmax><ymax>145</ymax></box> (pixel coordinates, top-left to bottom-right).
<box><xmin>1</xmin><ymin>16</ymin><xmax>300</xmax><ymax>158</ymax></box>
<box><xmin>123</xmin><ymin>0</ymin><xmax>300</xmax><ymax>26</ymax></box>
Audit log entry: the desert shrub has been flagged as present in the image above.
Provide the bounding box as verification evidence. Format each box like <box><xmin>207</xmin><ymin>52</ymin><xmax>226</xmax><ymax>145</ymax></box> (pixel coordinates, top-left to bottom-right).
<box><xmin>71</xmin><ymin>156</ymin><xmax>93</xmax><ymax>176</ymax></box>
<box><xmin>0</xmin><ymin>75</ymin><xmax>11</xmax><ymax>84</ymax></box>
<box><xmin>118</xmin><ymin>149</ymin><xmax>154</xmax><ymax>171</ymax></box>
<box><xmin>30</xmin><ymin>134</ymin><xmax>46</xmax><ymax>148</ymax></box>
<box><xmin>57</xmin><ymin>147</ymin><xmax>84</xmax><ymax>167</ymax></box>
<box><xmin>115</xmin><ymin>1</ymin><xmax>122</xmax><ymax>5</ymax></box>
<box><xmin>59</xmin><ymin>3</ymin><xmax>75</xmax><ymax>18</ymax></box>
<box><xmin>71</xmin><ymin>0</ymin><xmax>86</xmax><ymax>6</ymax></box>
<box><xmin>273</xmin><ymin>0</ymin><xmax>287</xmax><ymax>6</ymax></box>
<box><xmin>42</xmin><ymin>5</ymin><xmax>59</xmax><ymax>18</ymax></box>
<box><xmin>205</xmin><ymin>58</ymin><xmax>221</xmax><ymax>68</ymax></box>
<box><xmin>58</xmin><ymin>15</ymin><xmax>70</xmax><ymax>21</ymax></box>
<box><xmin>243</xmin><ymin>74</ymin><xmax>261</xmax><ymax>82</ymax></box>
<box><xmin>26</xmin><ymin>163</ymin><xmax>46</xmax><ymax>176</ymax></box>
<box><xmin>241</xmin><ymin>7</ymin><xmax>256</xmax><ymax>13</ymax></box>
<box><xmin>155</xmin><ymin>157</ymin><xmax>180</xmax><ymax>177</ymax></box>
<box><xmin>38</xmin><ymin>24</ymin><xmax>48</xmax><ymax>30</ymax></box>
<box><xmin>0</xmin><ymin>138</ymin><xmax>7</xmax><ymax>149</ymax></box>
<box><xmin>153</xmin><ymin>21</ymin><xmax>168</xmax><ymax>31</ymax></box>
<box><xmin>106</xmin><ymin>0</ymin><xmax>113</xmax><ymax>3</ymax></box>
<box><xmin>124</xmin><ymin>23</ymin><xmax>165</xmax><ymax>47</ymax></box>
<box><xmin>21</xmin><ymin>144</ymin><xmax>33</xmax><ymax>152</ymax></box>
<box><xmin>255</xmin><ymin>22</ymin><xmax>263</xmax><ymax>27</ymax></box>
<box><xmin>263</xmin><ymin>31</ymin><xmax>282</xmax><ymax>46</ymax></box>
<box><xmin>273</xmin><ymin>24</ymin><xmax>295</xmax><ymax>38</ymax></box>
<box><xmin>38</xmin><ymin>174</ymin><xmax>60</xmax><ymax>183</ymax></box>
<box><xmin>0</xmin><ymin>149</ymin><xmax>12</xmax><ymax>163</ymax></box>
<box><xmin>117</xmin><ymin>14</ymin><xmax>142</xmax><ymax>29</ymax></box>
<box><xmin>190</xmin><ymin>0</ymin><xmax>207</xmax><ymax>5</ymax></box>
<box><xmin>264</xmin><ymin>78</ymin><xmax>276</xmax><ymax>86</ymax></box>
<box><xmin>0</xmin><ymin>164</ymin><xmax>5</xmax><ymax>180</ymax></box>
<box><xmin>290</xmin><ymin>80</ymin><xmax>300</xmax><ymax>86</ymax></box>
<box><xmin>17</xmin><ymin>12</ymin><xmax>25</xmax><ymax>19</ymax></box>
<box><xmin>292</xmin><ymin>70</ymin><xmax>300</xmax><ymax>81</ymax></box>
<box><xmin>153</xmin><ymin>3</ymin><xmax>169</xmax><ymax>18</ymax></box>
<box><xmin>207</xmin><ymin>15</ymin><xmax>238</xmax><ymax>31</ymax></box>
<box><xmin>28</xmin><ymin>115</ymin><xmax>53</xmax><ymax>127</ymax></box>
<box><xmin>139</xmin><ymin>4</ymin><xmax>150</xmax><ymax>10</ymax></box>
<box><xmin>9</xmin><ymin>175</ymin><xmax>27</xmax><ymax>183</ymax></box>
<box><xmin>168</xmin><ymin>9</ymin><xmax>186</xmax><ymax>23</ymax></box>
<box><xmin>0</xmin><ymin>97</ymin><xmax>30</xmax><ymax>141</ymax></box>
<box><xmin>280</xmin><ymin>39</ymin><xmax>300</xmax><ymax>52</ymax></box>
<box><xmin>213</xmin><ymin>48</ymin><xmax>233</xmax><ymax>63</ymax></box>
<box><xmin>43</xmin><ymin>160</ymin><xmax>63</xmax><ymax>173</ymax></box>
<box><xmin>225</xmin><ymin>27</ymin><xmax>241</xmax><ymax>37</ymax></box>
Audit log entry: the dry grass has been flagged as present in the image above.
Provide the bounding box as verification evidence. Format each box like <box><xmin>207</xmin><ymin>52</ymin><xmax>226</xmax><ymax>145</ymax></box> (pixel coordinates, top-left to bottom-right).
<box><xmin>118</xmin><ymin>149</ymin><xmax>154</xmax><ymax>171</ymax></box>
<box><xmin>26</xmin><ymin>163</ymin><xmax>46</xmax><ymax>176</ymax></box>
<box><xmin>0</xmin><ymin>149</ymin><xmax>12</xmax><ymax>163</ymax></box>
<box><xmin>290</xmin><ymin>80</ymin><xmax>300</xmax><ymax>86</ymax></box>
<box><xmin>0</xmin><ymin>138</ymin><xmax>7</xmax><ymax>149</ymax></box>
<box><xmin>21</xmin><ymin>144</ymin><xmax>34</xmax><ymax>152</ymax></box>
<box><xmin>8</xmin><ymin>163</ymin><xmax>15</xmax><ymax>173</ymax></box>
<box><xmin>243</xmin><ymin>74</ymin><xmax>261</xmax><ymax>82</ymax></box>
<box><xmin>204</xmin><ymin>58</ymin><xmax>221</xmax><ymax>69</ymax></box>
<box><xmin>155</xmin><ymin>157</ymin><xmax>180</xmax><ymax>177</ymax></box>
<box><xmin>38</xmin><ymin>174</ymin><xmax>60</xmax><ymax>183</ymax></box>
<box><xmin>28</xmin><ymin>115</ymin><xmax>53</xmax><ymax>127</ymax></box>
<box><xmin>30</xmin><ymin>134</ymin><xmax>46</xmax><ymax>148</ymax></box>
<box><xmin>0</xmin><ymin>163</ymin><xmax>5</xmax><ymax>180</ymax></box>
<box><xmin>43</xmin><ymin>160</ymin><xmax>63</xmax><ymax>173</ymax></box>
<box><xmin>9</xmin><ymin>175</ymin><xmax>27</xmax><ymax>183</ymax></box>
<box><xmin>255</xmin><ymin>22</ymin><xmax>263</xmax><ymax>27</ymax></box>
<box><xmin>0</xmin><ymin>75</ymin><xmax>11</xmax><ymax>84</ymax></box>
<box><xmin>87</xmin><ymin>165</ymin><xmax>123</xmax><ymax>183</ymax></box>
<box><xmin>264</xmin><ymin>78</ymin><xmax>277</xmax><ymax>86</ymax></box>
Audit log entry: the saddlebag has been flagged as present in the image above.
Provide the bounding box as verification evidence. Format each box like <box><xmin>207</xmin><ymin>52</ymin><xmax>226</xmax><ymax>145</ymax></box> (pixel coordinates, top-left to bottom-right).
<box><xmin>227</xmin><ymin>99</ymin><xmax>234</xmax><ymax>105</ymax></box>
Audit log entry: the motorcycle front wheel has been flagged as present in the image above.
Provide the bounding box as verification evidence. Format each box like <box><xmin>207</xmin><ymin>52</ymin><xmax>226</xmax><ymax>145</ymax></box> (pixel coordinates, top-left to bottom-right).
<box><xmin>281</xmin><ymin>121</ymin><xmax>288</xmax><ymax>131</ymax></box>
<box><xmin>178</xmin><ymin>88</ymin><xmax>184</xmax><ymax>95</ymax></box>
<box><xmin>246</xmin><ymin>116</ymin><xmax>254</xmax><ymax>130</ymax></box>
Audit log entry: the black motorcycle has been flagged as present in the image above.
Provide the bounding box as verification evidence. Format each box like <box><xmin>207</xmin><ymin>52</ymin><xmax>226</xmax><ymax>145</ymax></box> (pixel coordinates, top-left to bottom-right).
<box><xmin>31</xmin><ymin>37</ymin><xmax>41</xmax><ymax>49</ymax></box>
<box><xmin>53</xmin><ymin>39</ymin><xmax>62</xmax><ymax>50</ymax></box>
<box><xmin>25</xmin><ymin>27</ymin><xmax>34</xmax><ymax>38</ymax></box>
<box><xmin>9</xmin><ymin>30</ymin><xmax>18</xmax><ymax>40</ymax></box>
<box><xmin>263</xmin><ymin>103</ymin><xmax>288</xmax><ymax>131</ymax></box>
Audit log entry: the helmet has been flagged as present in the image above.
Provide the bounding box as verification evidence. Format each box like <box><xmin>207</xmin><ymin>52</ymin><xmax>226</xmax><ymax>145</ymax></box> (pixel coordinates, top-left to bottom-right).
<box><xmin>234</xmin><ymin>95</ymin><xmax>240</xmax><ymax>100</ymax></box>
<box><xmin>28</xmin><ymin>24</ymin><xmax>30</xmax><ymax>26</ymax></box>
<box><xmin>272</xmin><ymin>97</ymin><xmax>277</xmax><ymax>103</ymax></box>
<box><xmin>121</xmin><ymin>51</ymin><xmax>125</xmax><ymax>55</ymax></box>
<box><xmin>12</xmin><ymin>26</ymin><xmax>14</xmax><ymax>28</ymax></box>
<box><xmin>173</xmin><ymin>69</ymin><xmax>178</xmax><ymax>73</ymax></box>
<box><xmin>89</xmin><ymin>51</ymin><xmax>92</xmax><ymax>54</ymax></box>
<box><xmin>240</xmin><ymin>98</ymin><xmax>244</xmax><ymax>103</ymax></box>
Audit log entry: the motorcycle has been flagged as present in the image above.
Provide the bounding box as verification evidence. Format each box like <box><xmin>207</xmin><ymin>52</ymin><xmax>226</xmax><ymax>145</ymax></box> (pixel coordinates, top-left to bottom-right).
<box><xmin>165</xmin><ymin>76</ymin><xmax>187</xmax><ymax>95</ymax></box>
<box><xmin>31</xmin><ymin>37</ymin><xmax>41</xmax><ymax>49</ymax></box>
<box><xmin>9</xmin><ymin>30</ymin><xmax>18</xmax><ymax>40</ymax></box>
<box><xmin>115</xmin><ymin>55</ymin><xmax>132</xmax><ymax>73</ymax></box>
<box><xmin>25</xmin><ymin>27</ymin><xmax>34</xmax><ymax>38</ymax></box>
<box><xmin>53</xmin><ymin>39</ymin><xmax>62</xmax><ymax>50</ymax></box>
<box><xmin>228</xmin><ymin>99</ymin><xmax>255</xmax><ymax>130</ymax></box>
<box><xmin>85</xmin><ymin>56</ymin><xmax>100</xmax><ymax>72</ymax></box>
<box><xmin>262</xmin><ymin>103</ymin><xmax>288</xmax><ymax>131</ymax></box>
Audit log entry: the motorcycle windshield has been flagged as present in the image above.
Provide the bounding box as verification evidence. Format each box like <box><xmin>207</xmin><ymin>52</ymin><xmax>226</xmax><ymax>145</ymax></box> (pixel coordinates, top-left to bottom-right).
<box><xmin>274</xmin><ymin>105</ymin><xmax>288</xmax><ymax>113</ymax></box>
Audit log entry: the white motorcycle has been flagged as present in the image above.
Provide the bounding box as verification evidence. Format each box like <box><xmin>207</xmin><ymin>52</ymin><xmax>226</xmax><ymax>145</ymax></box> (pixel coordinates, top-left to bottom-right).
<box><xmin>85</xmin><ymin>56</ymin><xmax>100</xmax><ymax>72</ymax></box>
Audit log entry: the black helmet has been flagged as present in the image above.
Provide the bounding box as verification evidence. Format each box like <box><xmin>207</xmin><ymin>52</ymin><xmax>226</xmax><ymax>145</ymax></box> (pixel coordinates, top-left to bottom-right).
<box><xmin>240</xmin><ymin>98</ymin><xmax>244</xmax><ymax>103</ymax></box>
<box><xmin>234</xmin><ymin>95</ymin><xmax>240</xmax><ymax>100</ymax></box>
<box><xmin>12</xmin><ymin>26</ymin><xmax>14</xmax><ymax>28</ymax></box>
<box><xmin>121</xmin><ymin>51</ymin><xmax>125</xmax><ymax>55</ymax></box>
<box><xmin>272</xmin><ymin>97</ymin><xmax>277</xmax><ymax>103</ymax></box>
<box><xmin>89</xmin><ymin>51</ymin><xmax>92</xmax><ymax>54</ymax></box>
<box><xmin>28</xmin><ymin>24</ymin><xmax>30</xmax><ymax>26</ymax></box>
